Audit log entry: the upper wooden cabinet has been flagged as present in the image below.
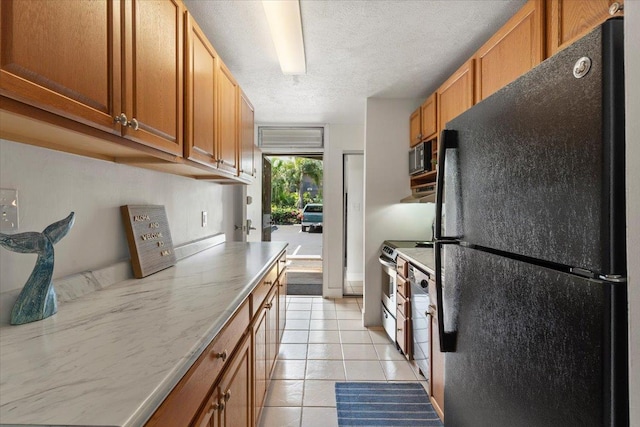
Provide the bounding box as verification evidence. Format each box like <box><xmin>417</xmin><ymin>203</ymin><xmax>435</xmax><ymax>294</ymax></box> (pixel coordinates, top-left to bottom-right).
<box><xmin>547</xmin><ymin>0</ymin><xmax>624</xmax><ymax>56</ymax></box>
<box><xmin>122</xmin><ymin>0</ymin><xmax>184</xmax><ymax>156</ymax></box>
<box><xmin>239</xmin><ymin>90</ymin><xmax>255</xmax><ymax>178</ymax></box>
<box><xmin>0</xmin><ymin>0</ymin><xmax>122</xmax><ymax>134</ymax></box>
<box><xmin>409</xmin><ymin>107</ymin><xmax>422</xmax><ymax>146</ymax></box>
<box><xmin>217</xmin><ymin>61</ymin><xmax>239</xmax><ymax>175</ymax></box>
<box><xmin>420</xmin><ymin>94</ymin><xmax>438</xmax><ymax>142</ymax></box>
<box><xmin>437</xmin><ymin>58</ymin><xmax>475</xmax><ymax>131</ymax></box>
<box><xmin>185</xmin><ymin>12</ymin><xmax>219</xmax><ymax>167</ymax></box>
<box><xmin>0</xmin><ymin>0</ymin><xmax>184</xmax><ymax>156</ymax></box>
<box><xmin>475</xmin><ymin>0</ymin><xmax>544</xmax><ymax>102</ymax></box>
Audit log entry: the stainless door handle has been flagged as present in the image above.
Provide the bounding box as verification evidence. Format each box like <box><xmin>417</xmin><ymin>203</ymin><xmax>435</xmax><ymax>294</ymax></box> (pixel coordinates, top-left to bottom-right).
<box><xmin>114</xmin><ymin>113</ymin><xmax>128</xmax><ymax>126</ymax></box>
<box><xmin>128</xmin><ymin>118</ymin><xmax>139</xmax><ymax>131</ymax></box>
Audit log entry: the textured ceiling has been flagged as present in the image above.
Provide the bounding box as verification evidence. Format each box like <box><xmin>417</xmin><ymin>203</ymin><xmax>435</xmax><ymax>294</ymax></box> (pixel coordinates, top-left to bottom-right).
<box><xmin>184</xmin><ymin>0</ymin><xmax>527</xmax><ymax>125</ymax></box>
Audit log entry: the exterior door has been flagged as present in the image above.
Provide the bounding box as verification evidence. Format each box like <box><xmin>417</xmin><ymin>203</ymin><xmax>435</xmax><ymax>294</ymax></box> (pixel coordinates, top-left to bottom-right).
<box><xmin>261</xmin><ymin>157</ymin><xmax>272</xmax><ymax>241</ymax></box>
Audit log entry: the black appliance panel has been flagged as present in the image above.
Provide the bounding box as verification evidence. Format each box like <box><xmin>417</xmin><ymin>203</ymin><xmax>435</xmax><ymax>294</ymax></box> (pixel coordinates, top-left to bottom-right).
<box><xmin>443</xmin><ymin>19</ymin><xmax>625</xmax><ymax>276</ymax></box>
<box><xmin>443</xmin><ymin>245</ymin><xmax>627</xmax><ymax>427</ymax></box>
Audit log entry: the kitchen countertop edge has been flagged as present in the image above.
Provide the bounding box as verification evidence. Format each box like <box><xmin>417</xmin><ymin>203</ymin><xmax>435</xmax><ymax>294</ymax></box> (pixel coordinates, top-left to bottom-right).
<box><xmin>0</xmin><ymin>241</ymin><xmax>288</xmax><ymax>427</ymax></box>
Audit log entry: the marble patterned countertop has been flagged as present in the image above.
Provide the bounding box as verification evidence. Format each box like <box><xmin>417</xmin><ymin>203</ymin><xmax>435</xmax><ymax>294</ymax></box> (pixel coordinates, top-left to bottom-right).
<box><xmin>0</xmin><ymin>241</ymin><xmax>287</xmax><ymax>427</ymax></box>
<box><xmin>395</xmin><ymin>247</ymin><xmax>436</xmax><ymax>274</ymax></box>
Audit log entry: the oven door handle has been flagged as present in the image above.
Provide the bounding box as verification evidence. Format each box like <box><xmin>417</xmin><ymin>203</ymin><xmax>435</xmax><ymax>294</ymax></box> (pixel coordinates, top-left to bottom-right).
<box><xmin>378</xmin><ymin>256</ymin><xmax>396</xmax><ymax>270</ymax></box>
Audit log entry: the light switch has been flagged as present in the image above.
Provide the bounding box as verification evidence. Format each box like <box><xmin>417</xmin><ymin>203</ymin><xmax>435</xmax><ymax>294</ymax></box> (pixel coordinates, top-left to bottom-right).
<box><xmin>0</xmin><ymin>188</ymin><xmax>19</xmax><ymax>232</ymax></box>
<box><xmin>201</xmin><ymin>211</ymin><xmax>207</xmax><ymax>227</ymax></box>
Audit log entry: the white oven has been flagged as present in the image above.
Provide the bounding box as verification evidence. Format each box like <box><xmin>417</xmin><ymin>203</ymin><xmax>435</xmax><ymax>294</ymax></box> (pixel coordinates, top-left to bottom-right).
<box><xmin>379</xmin><ymin>253</ymin><xmax>397</xmax><ymax>341</ymax></box>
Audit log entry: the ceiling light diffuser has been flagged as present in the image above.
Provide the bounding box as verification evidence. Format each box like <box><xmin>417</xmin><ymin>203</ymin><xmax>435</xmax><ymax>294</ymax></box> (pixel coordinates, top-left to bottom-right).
<box><xmin>262</xmin><ymin>0</ymin><xmax>306</xmax><ymax>75</ymax></box>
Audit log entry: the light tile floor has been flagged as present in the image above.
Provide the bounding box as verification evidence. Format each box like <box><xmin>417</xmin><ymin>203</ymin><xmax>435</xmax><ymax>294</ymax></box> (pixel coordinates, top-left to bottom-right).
<box><xmin>258</xmin><ymin>296</ymin><xmax>428</xmax><ymax>427</ymax></box>
<box><xmin>343</xmin><ymin>280</ymin><xmax>363</xmax><ymax>296</ymax></box>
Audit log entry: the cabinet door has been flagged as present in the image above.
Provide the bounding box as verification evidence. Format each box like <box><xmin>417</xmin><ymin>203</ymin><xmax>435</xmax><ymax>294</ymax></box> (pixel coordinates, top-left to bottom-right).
<box><xmin>123</xmin><ymin>0</ymin><xmax>183</xmax><ymax>155</ymax></box>
<box><xmin>239</xmin><ymin>89</ymin><xmax>255</xmax><ymax>177</ymax></box>
<box><xmin>277</xmin><ymin>268</ymin><xmax>287</xmax><ymax>342</ymax></box>
<box><xmin>428</xmin><ymin>282</ymin><xmax>445</xmax><ymax>421</ymax></box>
<box><xmin>475</xmin><ymin>0</ymin><xmax>544</xmax><ymax>102</ymax></box>
<box><xmin>409</xmin><ymin>107</ymin><xmax>422</xmax><ymax>147</ymax></box>
<box><xmin>194</xmin><ymin>386</ymin><xmax>221</xmax><ymax>427</ymax></box>
<box><xmin>0</xmin><ymin>0</ymin><xmax>121</xmax><ymax>134</ymax></box>
<box><xmin>217</xmin><ymin>61</ymin><xmax>239</xmax><ymax>175</ymax></box>
<box><xmin>252</xmin><ymin>305</ymin><xmax>268</xmax><ymax>424</ymax></box>
<box><xmin>547</xmin><ymin>0</ymin><xmax>623</xmax><ymax>56</ymax></box>
<box><xmin>420</xmin><ymin>94</ymin><xmax>437</xmax><ymax>142</ymax></box>
<box><xmin>396</xmin><ymin>311</ymin><xmax>408</xmax><ymax>357</ymax></box>
<box><xmin>266</xmin><ymin>287</ymin><xmax>278</xmax><ymax>378</ymax></box>
<box><xmin>219</xmin><ymin>334</ymin><xmax>252</xmax><ymax>427</ymax></box>
<box><xmin>185</xmin><ymin>12</ymin><xmax>218</xmax><ymax>166</ymax></box>
<box><xmin>437</xmin><ymin>59</ymin><xmax>474</xmax><ymax>132</ymax></box>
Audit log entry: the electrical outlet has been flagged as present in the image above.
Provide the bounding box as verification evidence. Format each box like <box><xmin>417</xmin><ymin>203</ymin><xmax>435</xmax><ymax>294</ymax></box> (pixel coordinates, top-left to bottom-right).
<box><xmin>201</xmin><ymin>211</ymin><xmax>207</xmax><ymax>228</ymax></box>
<box><xmin>0</xmin><ymin>188</ymin><xmax>19</xmax><ymax>232</ymax></box>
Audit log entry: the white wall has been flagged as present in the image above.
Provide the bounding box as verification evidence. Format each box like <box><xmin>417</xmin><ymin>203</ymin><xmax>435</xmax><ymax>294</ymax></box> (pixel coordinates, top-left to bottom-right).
<box><xmin>323</xmin><ymin>124</ymin><xmax>365</xmax><ymax>297</ymax></box>
<box><xmin>625</xmin><ymin>3</ymin><xmax>640</xmax><ymax>424</ymax></box>
<box><xmin>0</xmin><ymin>139</ymin><xmax>243</xmax><ymax>294</ymax></box>
<box><xmin>345</xmin><ymin>154</ymin><xmax>364</xmax><ymax>282</ymax></box>
<box><xmin>363</xmin><ymin>98</ymin><xmax>436</xmax><ymax>326</ymax></box>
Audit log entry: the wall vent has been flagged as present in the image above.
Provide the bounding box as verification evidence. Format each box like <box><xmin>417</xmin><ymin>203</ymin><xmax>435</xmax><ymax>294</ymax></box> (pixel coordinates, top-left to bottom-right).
<box><xmin>258</xmin><ymin>127</ymin><xmax>324</xmax><ymax>152</ymax></box>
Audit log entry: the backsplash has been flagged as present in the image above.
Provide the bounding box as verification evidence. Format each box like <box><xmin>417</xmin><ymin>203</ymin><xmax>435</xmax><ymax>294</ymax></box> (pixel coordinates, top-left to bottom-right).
<box><xmin>0</xmin><ymin>139</ymin><xmax>242</xmax><ymax>295</ymax></box>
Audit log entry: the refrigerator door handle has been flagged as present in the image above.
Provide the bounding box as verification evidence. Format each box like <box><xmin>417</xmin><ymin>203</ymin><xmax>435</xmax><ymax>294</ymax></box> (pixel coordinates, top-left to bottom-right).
<box><xmin>435</xmin><ymin>129</ymin><xmax>458</xmax><ymax>241</ymax></box>
<box><xmin>435</xmin><ymin>239</ymin><xmax>458</xmax><ymax>352</ymax></box>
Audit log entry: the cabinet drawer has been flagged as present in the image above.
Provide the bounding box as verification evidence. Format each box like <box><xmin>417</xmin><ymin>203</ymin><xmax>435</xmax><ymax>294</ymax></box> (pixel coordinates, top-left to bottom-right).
<box><xmin>252</xmin><ymin>264</ymin><xmax>277</xmax><ymax>316</ymax></box>
<box><xmin>397</xmin><ymin>275</ymin><xmax>410</xmax><ymax>299</ymax></box>
<box><xmin>145</xmin><ymin>298</ymin><xmax>250</xmax><ymax>426</ymax></box>
<box><xmin>396</xmin><ymin>256</ymin><xmax>408</xmax><ymax>278</ymax></box>
<box><xmin>396</xmin><ymin>292</ymin><xmax>410</xmax><ymax>319</ymax></box>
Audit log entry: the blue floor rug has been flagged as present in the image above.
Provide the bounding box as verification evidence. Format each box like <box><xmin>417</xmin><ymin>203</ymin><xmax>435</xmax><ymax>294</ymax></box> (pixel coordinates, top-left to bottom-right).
<box><xmin>335</xmin><ymin>382</ymin><xmax>443</xmax><ymax>427</ymax></box>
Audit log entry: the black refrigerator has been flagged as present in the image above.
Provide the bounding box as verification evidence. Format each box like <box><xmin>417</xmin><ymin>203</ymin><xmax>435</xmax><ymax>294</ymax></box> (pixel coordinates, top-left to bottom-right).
<box><xmin>433</xmin><ymin>18</ymin><xmax>628</xmax><ymax>427</ymax></box>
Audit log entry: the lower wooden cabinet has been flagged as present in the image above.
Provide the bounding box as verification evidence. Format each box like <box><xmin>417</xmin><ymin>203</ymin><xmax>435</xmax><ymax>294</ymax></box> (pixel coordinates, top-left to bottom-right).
<box><xmin>219</xmin><ymin>333</ymin><xmax>252</xmax><ymax>427</ymax></box>
<box><xmin>195</xmin><ymin>333</ymin><xmax>251</xmax><ymax>427</ymax></box>
<box><xmin>266</xmin><ymin>287</ymin><xmax>279</xmax><ymax>378</ymax></box>
<box><xmin>146</xmin><ymin>258</ymin><xmax>285</xmax><ymax>427</ymax></box>
<box><xmin>277</xmin><ymin>267</ymin><xmax>287</xmax><ymax>343</ymax></box>
<box><xmin>252</xmin><ymin>295</ymin><xmax>268</xmax><ymax>423</ymax></box>
<box><xmin>253</xmin><ymin>285</ymin><xmax>279</xmax><ymax>424</ymax></box>
<box><xmin>428</xmin><ymin>279</ymin><xmax>445</xmax><ymax>421</ymax></box>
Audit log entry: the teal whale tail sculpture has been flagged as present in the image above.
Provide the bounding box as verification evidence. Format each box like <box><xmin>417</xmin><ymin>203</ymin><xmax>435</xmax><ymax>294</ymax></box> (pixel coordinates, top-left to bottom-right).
<box><xmin>0</xmin><ymin>212</ymin><xmax>75</xmax><ymax>325</ymax></box>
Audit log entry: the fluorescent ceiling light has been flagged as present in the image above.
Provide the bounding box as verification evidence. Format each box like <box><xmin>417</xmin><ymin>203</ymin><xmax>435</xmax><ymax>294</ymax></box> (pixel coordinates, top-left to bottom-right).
<box><xmin>262</xmin><ymin>0</ymin><xmax>306</xmax><ymax>75</ymax></box>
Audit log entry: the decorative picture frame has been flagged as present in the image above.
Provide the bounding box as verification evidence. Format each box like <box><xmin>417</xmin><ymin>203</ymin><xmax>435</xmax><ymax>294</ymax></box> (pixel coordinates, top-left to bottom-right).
<box><xmin>121</xmin><ymin>205</ymin><xmax>176</xmax><ymax>278</ymax></box>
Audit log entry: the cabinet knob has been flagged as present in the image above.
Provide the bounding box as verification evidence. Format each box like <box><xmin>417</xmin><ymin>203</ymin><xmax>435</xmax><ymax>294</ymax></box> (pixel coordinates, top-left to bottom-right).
<box><xmin>223</xmin><ymin>390</ymin><xmax>231</xmax><ymax>402</ymax></box>
<box><xmin>609</xmin><ymin>2</ymin><xmax>623</xmax><ymax>15</ymax></box>
<box><xmin>212</xmin><ymin>350</ymin><xmax>228</xmax><ymax>361</ymax></box>
<box><xmin>128</xmin><ymin>118</ymin><xmax>139</xmax><ymax>131</ymax></box>
<box><xmin>218</xmin><ymin>401</ymin><xmax>225</xmax><ymax>411</ymax></box>
<box><xmin>114</xmin><ymin>113</ymin><xmax>128</xmax><ymax>126</ymax></box>
<box><xmin>211</xmin><ymin>401</ymin><xmax>220</xmax><ymax>411</ymax></box>
<box><xmin>265</xmin><ymin>302</ymin><xmax>273</xmax><ymax>309</ymax></box>
<box><xmin>264</xmin><ymin>280</ymin><xmax>273</xmax><ymax>286</ymax></box>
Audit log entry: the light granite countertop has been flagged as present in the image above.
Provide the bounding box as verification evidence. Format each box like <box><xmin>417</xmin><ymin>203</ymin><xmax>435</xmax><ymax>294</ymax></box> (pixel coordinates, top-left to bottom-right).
<box><xmin>0</xmin><ymin>241</ymin><xmax>287</xmax><ymax>427</ymax></box>
<box><xmin>396</xmin><ymin>247</ymin><xmax>436</xmax><ymax>274</ymax></box>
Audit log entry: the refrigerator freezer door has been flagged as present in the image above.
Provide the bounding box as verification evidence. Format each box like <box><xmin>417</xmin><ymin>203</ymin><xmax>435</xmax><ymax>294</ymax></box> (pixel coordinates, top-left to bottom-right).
<box><xmin>443</xmin><ymin>19</ymin><xmax>625</xmax><ymax>276</ymax></box>
<box><xmin>443</xmin><ymin>245</ymin><xmax>627</xmax><ymax>427</ymax></box>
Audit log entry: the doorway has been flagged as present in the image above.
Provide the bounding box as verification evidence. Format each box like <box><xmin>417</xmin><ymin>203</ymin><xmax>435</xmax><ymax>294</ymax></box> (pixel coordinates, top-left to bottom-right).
<box><xmin>266</xmin><ymin>155</ymin><xmax>324</xmax><ymax>296</ymax></box>
<box><xmin>343</xmin><ymin>153</ymin><xmax>364</xmax><ymax>296</ymax></box>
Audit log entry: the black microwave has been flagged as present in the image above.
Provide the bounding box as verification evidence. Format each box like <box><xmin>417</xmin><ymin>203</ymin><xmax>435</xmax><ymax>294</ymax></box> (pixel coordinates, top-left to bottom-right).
<box><xmin>409</xmin><ymin>140</ymin><xmax>433</xmax><ymax>175</ymax></box>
